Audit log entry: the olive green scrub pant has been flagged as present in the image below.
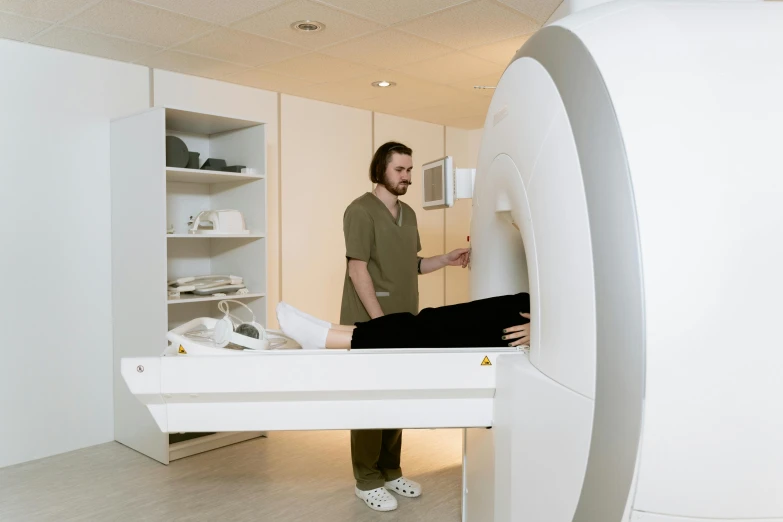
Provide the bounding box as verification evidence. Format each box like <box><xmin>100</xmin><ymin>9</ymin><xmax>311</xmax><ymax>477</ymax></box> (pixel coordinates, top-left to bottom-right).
<box><xmin>351</xmin><ymin>429</ymin><xmax>403</xmax><ymax>490</ymax></box>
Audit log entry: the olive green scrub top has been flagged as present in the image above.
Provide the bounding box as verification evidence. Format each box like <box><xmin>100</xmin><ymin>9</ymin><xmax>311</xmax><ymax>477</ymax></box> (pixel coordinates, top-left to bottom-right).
<box><xmin>340</xmin><ymin>192</ymin><xmax>421</xmax><ymax>325</ymax></box>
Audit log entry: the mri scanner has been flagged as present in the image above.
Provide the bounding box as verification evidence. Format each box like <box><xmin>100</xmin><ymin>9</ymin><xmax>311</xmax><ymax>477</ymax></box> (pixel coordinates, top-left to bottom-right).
<box><xmin>122</xmin><ymin>1</ymin><xmax>783</xmax><ymax>520</ymax></box>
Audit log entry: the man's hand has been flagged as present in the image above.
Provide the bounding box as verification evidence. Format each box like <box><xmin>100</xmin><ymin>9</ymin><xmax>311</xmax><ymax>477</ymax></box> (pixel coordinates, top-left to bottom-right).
<box><xmin>347</xmin><ymin>259</ymin><xmax>385</xmax><ymax>319</ymax></box>
<box><xmin>419</xmin><ymin>248</ymin><xmax>472</xmax><ymax>274</ymax></box>
<box><xmin>444</xmin><ymin>248</ymin><xmax>470</xmax><ymax>268</ymax></box>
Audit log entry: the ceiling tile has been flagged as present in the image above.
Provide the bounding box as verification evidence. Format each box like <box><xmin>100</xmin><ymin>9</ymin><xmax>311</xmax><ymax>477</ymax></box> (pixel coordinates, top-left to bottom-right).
<box><xmin>348</xmin><ymin>77</ymin><xmax>475</xmax><ymax>113</ymax></box>
<box><xmin>0</xmin><ymin>11</ymin><xmax>50</xmax><ymax>40</ymax></box>
<box><xmin>396</xmin><ymin>0</ymin><xmax>539</xmax><ymax>50</ymax></box>
<box><xmin>321</xmin><ymin>29</ymin><xmax>453</xmax><ymax>68</ymax></box>
<box><xmin>317</xmin><ymin>0</ymin><xmax>471</xmax><ymax>26</ymax></box>
<box><xmin>398</xmin><ymin>98</ymin><xmax>489</xmax><ymax>122</ymax></box>
<box><xmin>284</xmin><ymin>70</ymin><xmax>471</xmax><ymax>111</ymax></box>
<box><xmin>225</xmin><ymin>67</ymin><xmax>317</xmax><ymax>93</ymax></box>
<box><xmin>379</xmin><ymin>72</ymin><xmax>470</xmax><ymax>102</ymax></box>
<box><xmin>133</xmin><ymin>0</ymin><xmax>288</xmax><ymax>25</ymax></box>
<box><xmin>350</xmin><ymin>95</ymin><xmax>435</xmax><ymax>114</ymax></box>
<box><xmin>287</xmin><ymin>75</ymin><xmax>382</xmax><ymax>104</ymax></box>
<box><xmin>464</xmin><ymin>33</ymin><xmax>532</xmax><ymax>64</ymax></box>
<box><xmin>175</xmin><ymin>28</ymin><xmax>307</xmax><ymax>67</ymax></box>
<box><xmin>31</xmin><ymin>26</ymin><xmax>163</xmax><ymax>62</ymax></box>
<box><xmin>137</xmin><ymin>50</ymin><xmax>250</xmax><ymax>79</ymax></box>
<box><xmin>393</xmin><ymin>52</ymin><xmax>503</xmax><ymax>86</ymax></box>
<box><xmin>262</xmin><ymin>53</ymin><xmax>380</xmax><ymax>83</ymax></box>
<box><xmin>281</xmin><ymin>86</ymin><xmax>358</xmax><ymax>106</ymax></box>
<box><xmin>442</xmin><ymin>114</ymin><xmax>486</xmax><ymax>129</ymax></box>
<box><xmin>0</xmin><ymin>0</ymin><xmax>97</xmax><ymax>23</ymax></box>
<box><xmin>232</xmin><ymin>0</ymin><xmax>382</xmax><ymax>50</ymax></box>
<box><xmin>496</xmin><ymin>0</ymin><xmax>561</xmax><ymax>24</ymax></box>
<box><xmin>65</xmin><ymin>0</ymin><xmax>215</xmax><ymax>47</ymax></box>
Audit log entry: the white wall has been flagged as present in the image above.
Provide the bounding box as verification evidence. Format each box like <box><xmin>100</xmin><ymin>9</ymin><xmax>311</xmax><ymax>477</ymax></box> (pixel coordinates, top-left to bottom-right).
<box><xmin>280</xmin><ymin>95</ymin><xmax>372</xmax><ymax>324</ymax></box>
<box><xmin>0</xmin><ymin>39</ymin><xmax>149</xmax><ymax>468</ymax></box>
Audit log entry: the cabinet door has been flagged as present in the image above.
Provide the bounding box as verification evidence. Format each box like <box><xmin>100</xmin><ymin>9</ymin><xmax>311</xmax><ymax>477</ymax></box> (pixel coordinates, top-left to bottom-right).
<box><xmin>121</xmin><ymin>349</ymin><xmax>520</xmax><ymax>433</ymax></box>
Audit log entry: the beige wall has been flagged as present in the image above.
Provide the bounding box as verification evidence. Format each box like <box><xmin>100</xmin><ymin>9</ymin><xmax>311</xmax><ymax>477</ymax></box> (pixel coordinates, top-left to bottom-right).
<box><xmin>280</xmin><ymin>95</ymin><xmax>372</xmax><ymax>324</ymax></box>
<box><xmin>374</xmin><ymin>113</ymin><xmax>446</xmax><ymax>311</ymax></box>
<box><xmin>445</xmin><ymin>127</ymin><xmax>484</xmax><ymax>305</ymax></box>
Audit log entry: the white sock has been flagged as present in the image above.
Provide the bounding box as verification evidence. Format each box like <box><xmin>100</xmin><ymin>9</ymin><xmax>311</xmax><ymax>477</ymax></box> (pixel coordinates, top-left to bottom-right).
<box><xmin>276</xmin><ymin>302</ymin><xmax>328</xmax><ymax>349</ymax></box>
<box><xmin>282</xmin><ymin>302</ymin><xmax>332</xmax><ymax>329</ymax></box>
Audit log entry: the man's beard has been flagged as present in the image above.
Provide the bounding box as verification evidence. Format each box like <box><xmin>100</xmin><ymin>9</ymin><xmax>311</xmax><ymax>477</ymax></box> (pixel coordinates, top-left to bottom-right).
<box><xmin>384</xmin><ymin>178</ymin><xmax>410</xmax><ymax>196</ymax></box>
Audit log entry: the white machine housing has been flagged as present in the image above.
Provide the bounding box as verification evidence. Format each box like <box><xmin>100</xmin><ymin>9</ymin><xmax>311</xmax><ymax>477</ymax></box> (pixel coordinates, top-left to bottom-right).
<box><xmin>120</xmin><ymin>1</ymin><xmax>783</xmax><ymax>521</ymax></box>
<box><xmin>468</xmin><ymin>1</ymin><xmax>783</xmax><ymax>521</ymax></box>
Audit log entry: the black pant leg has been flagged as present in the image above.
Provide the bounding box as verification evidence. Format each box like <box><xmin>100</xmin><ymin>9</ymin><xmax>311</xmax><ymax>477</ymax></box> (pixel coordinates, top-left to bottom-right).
<box><xmin>351</xmin><ymin>293</ymin><xmax>529</xmax><ymax>349</ymax></box>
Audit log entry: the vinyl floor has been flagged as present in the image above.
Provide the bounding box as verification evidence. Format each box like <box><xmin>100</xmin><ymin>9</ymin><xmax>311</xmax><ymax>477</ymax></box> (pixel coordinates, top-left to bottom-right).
<box><xmin>0</xmin><ymin>429</ymin><xmax>463</xmax><ymax>522</ymax></box>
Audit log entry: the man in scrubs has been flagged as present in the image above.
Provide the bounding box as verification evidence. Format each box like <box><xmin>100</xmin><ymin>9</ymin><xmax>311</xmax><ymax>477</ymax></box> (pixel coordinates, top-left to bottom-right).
<box><xmin>341</xmin><ymin>141</ymin><xmax>470</xmax><ymax>512</ymax></box>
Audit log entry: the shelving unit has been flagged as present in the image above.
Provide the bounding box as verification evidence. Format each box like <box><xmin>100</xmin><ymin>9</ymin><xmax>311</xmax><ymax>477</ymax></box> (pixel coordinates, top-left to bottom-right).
<box><xmin>111</xmin><ymin>107</ymin><xmax>268</xmax><ymax>465</ymax></box>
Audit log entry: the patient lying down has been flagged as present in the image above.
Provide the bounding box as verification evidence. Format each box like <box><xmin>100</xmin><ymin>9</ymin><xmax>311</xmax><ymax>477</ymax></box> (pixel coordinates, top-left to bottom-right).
<box><xmin>277</xmin><ymin>292</ymin><xmax>531</xmax><ymax>350</ymax></box>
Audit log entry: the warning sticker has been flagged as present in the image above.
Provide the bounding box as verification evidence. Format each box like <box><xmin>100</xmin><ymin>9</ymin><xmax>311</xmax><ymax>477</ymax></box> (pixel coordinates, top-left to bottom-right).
<box><xmin>178</xmin><ymin>345</ymin><xmax>187</xmax><ymax>354</ymax></box>
<box><xmin>481</xmin><ymin>356</ymin><xmax>492</xmax><ymax>366</ymax></box>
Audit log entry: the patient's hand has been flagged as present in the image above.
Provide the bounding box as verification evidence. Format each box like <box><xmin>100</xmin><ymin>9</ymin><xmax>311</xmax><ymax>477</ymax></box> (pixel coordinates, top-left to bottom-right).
<box><xmin>502</xmin><ymin>313</ymin><xmax>531</xmax><ymax>347</ymax></box>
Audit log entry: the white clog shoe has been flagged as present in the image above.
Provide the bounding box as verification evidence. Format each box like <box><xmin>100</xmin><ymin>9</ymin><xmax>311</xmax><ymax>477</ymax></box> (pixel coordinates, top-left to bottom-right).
<box><xmin>355</xmin><ymin>486</ymin><xmax>398</xmax><ymax>511</ymax></box>
<box><xmin>385</xmin><ymin>477</ymin><xmax>422</xmax><ymax>498</ymax></box>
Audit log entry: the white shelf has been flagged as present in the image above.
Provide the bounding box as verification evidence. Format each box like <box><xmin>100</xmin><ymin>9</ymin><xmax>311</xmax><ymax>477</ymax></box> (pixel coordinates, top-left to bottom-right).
<box><xmin>169</xmin><ymin>432</ymin><xmax>265</xmax><ymax>461</ymax></box>
<box><xmin>166</xmin><ymin>108</ymin><xmax>260</xmax><ymax>135</ymax></box>
<box><xmin>168</xmin><ymin>292</ymin><xmax>265</xmax><ymax>305</ymax></box>
<box><xmin>167</xmin><ymin>233</ymin><xmax>265</xmax><ymax>239</ymax></box>
<box><xmin>166</xmin><ymin>167</ymin><xmax>264</xmax><ymax>184</ymax></box>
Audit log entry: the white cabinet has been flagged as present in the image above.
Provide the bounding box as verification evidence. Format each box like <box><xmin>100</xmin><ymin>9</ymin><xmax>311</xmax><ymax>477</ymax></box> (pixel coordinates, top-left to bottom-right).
<box><xmin>110</xmin><ymin>107</ymin><xmax>268</xmax><ymax>464</ymax></box>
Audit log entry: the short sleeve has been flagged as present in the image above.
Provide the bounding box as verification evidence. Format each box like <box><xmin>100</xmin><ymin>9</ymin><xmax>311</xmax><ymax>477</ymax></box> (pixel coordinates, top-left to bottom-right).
<box><xmin>344</xmin><ymin>205</ymin><xmax>374</xmax><ymax>262</ymax></box>
<box><xmin>417</xmin><ymin>229</ymin><xmax>422</xmax><ymax>253</ymax></box>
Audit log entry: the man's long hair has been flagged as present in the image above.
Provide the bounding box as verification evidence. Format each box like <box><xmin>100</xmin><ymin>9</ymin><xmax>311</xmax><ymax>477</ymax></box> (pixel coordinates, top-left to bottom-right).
<box><xmin>369</xmin><ymin>141</ymin><xmax>412</xmax><ymax>184</ymax></box>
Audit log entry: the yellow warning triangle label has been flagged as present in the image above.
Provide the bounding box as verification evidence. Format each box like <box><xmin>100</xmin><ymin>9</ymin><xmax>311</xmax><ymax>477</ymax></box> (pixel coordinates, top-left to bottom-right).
<box><xmin>481</xmin><ymin>356</ymin><xmax>492</xmax><ymax>366</ymax></box>
<box><xmin>178</xmin><ymin>345</ymin><xmax>187</xmax><ymax>354</ymax></box>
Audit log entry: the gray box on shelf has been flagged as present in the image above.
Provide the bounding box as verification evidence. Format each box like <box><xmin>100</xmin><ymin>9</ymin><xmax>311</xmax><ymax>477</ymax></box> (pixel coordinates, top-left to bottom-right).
<box><xmin>165</xmin><ymin>135</ymin><xmax>189</xmax><ymax>168</ymax></box>
<box><xmin>187</xmin><ymin>152</ymin><xmax>200</xmax><ymax>169</ymax></box>
<box><xmin>201</xmin><ymin>158</ymin><xmax>226</xmax><ymax>170</ymax></box>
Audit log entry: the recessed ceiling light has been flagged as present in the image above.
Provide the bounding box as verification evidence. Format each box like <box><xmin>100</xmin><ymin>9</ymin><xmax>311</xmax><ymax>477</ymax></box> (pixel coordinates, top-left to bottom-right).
<box><xmin>372</xmin><ymin>81</ymin><xmax>396</xmax><ymax>88</ymax></box>
<box><xmin>291</xmin><ymin>20</ymin><xmax>325</xmax><ymax>32</ymax></box>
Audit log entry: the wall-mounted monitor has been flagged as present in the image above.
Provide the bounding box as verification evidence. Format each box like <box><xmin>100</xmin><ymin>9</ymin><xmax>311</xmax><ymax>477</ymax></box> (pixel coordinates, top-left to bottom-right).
<box><xmin>422</xmin><ymin>156</ymin><xmax>454</xmax><ymax>210</ymax></box>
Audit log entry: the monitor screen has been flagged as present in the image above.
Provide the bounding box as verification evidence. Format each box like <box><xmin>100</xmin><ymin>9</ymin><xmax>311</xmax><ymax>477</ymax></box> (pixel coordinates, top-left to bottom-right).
<box><xmin>424</xmin><ymin>164</ymin><xmax>444</xmax><ymax>203</ymax></box>
<box><xmin>421</xmin><ymin>156</ymin><xmax>453</xmax><ymax>209</ymax></box>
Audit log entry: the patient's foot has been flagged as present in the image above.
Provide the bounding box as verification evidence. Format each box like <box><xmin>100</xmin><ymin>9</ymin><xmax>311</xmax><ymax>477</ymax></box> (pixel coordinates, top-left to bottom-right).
<box><xmin>276</xmin><ymin>302</ymin><xmax>328</xmax><ymax>349</ymax></box>
<box><xmin>282</xmin><ymin>302</ymin><xmax>331</xmax><ymax>329</ymax></box>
